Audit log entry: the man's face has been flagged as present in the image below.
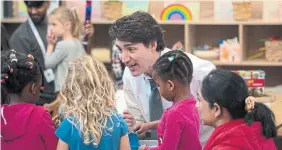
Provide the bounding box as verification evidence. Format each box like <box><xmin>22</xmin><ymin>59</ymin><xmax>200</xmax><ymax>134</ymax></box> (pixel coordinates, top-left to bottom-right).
<box><xmin>115</xmin><ymin>39</ymin><xmax>157</xmax><ymax>77</ymax></box>
<box><xmin>26</xmin><ymin>2</ymin><xmax>50</xmax><ymax>24</ymax></box>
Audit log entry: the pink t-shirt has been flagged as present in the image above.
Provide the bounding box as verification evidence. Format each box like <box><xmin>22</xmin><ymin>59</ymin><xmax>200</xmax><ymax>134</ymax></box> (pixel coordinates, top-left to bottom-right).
<box><xmin>146</xmin><ymin>97</ymin><xmax>202</xmax><ymax>150</ymax></box>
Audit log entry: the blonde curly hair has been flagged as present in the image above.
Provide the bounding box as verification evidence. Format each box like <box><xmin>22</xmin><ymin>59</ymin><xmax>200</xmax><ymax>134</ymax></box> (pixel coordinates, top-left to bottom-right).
<box><xmin>59</xmin><ymin>55</ymin><xmax>116</xmax><ymax>146</ymax></box>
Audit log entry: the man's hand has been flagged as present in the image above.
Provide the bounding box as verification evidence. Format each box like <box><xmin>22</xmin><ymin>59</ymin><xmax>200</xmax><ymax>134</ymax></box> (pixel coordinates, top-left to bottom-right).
<box><xmin>122</xmin><ymin>110</ymin><xmax>136</xmax><ymax>128</ymax></box>
<box><xmin>132</xmin><ymin>122</ymin><xmax>150</xmax><ymax>135</ymax></box>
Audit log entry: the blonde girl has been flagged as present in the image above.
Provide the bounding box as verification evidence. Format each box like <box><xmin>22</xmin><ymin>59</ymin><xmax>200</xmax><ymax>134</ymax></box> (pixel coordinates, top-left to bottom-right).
<box><xmin>55</xmin><ymin>55</ymin><xmax>130</xmax><ymax>150</ymax></box>
<box><xmin>45</xmin><ymin>7</ymin><xmax>85</xmax><ymax>94</ymax></box>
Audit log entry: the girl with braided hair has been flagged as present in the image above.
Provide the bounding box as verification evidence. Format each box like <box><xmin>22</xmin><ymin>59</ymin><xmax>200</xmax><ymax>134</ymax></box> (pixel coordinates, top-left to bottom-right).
<box><xmin>1</xmin><ymin>50</ymin><xmax>58</xmax><ymax>150</ymax></box>
<box><xmin>138</xmin><ymin>50</ymin><xmax>202</xmax><ymax>150</ymax></box>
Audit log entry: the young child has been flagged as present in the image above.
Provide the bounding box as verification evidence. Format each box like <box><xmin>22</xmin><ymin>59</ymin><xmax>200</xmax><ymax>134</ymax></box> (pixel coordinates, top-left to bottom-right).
<box><xmin>55</xmin><ymin>55</ymin><xmax>130</xmax><ymax>150</ymax></box>
<box><xmin>1</xmin><ymin>50</ymin><xmax>58</xmax><ymax>150</ymax></box>
<box><xmin>198</xmin><ymin>69</ymin><xmax>277</xmax><ymax>150</ymax></box>
<box><xmin>138</xmin><ymin>50</ymin><xmax>202</xmax><ymax>150</ymax></box>
<box><xmin>45</xmin><ymin>7</ymin><xmax>86</xmax><ymax>93</ymax></box>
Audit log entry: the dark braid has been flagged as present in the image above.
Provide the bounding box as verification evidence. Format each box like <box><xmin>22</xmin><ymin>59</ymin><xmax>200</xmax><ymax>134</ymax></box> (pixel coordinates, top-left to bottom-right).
<box><xmin>153</xmin><ymin>50</ymin><xmax>193</xmax><ymax>86</ymax></box>
<box><xmin>1</xmin><ymin>50</ymin><xmax>44</xmax><ymax>104</ymax></box>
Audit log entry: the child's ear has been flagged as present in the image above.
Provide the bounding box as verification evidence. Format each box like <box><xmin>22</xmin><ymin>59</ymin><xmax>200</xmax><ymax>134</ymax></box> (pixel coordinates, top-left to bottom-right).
<box><xmin>30</xmin><ymin>83</ymin><xmax>36</xmax><ymax>95</ymax></box>
<box><xmin>64</xmin><ymin>21</ymin><xmax>71</xmax><ymax>30</ymax></box>
<box><xmin>167</xmin><ymin>80</ymin><xmax>174</xmax><ymax>91</ymax></box>
<box><xmin>213</xmin><ymin>103</ymin><xmax>222</xmax><ymax>118</ymax></box>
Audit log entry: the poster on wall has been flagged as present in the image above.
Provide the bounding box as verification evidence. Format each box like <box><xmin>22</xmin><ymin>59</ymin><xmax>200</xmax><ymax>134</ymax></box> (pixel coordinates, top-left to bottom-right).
<box><xmin>263</xmin><ymin>1</ymin><xmax>282</xmax><ymax>20</ymax></box>
<box><xmin>214</xmin><ymin>1</ymin><xmax>234</xmax><ymax>21</ymax></box>
<box><xmin>161</xmin><ymin>1</ymin><xmax>200</xmax><ymax>21</ymax></box>
<box><xmin>122</xmin><ymin>1</ymin><xmax>149</xmax><ymax>16</ymax></box>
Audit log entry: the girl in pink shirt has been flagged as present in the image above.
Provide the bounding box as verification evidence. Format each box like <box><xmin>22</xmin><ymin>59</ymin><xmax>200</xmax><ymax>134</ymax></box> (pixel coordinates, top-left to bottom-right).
<box><xmin>139</xmin><ymin>50</ymin><xmax>202</xmax><ymax>150</ymax></box>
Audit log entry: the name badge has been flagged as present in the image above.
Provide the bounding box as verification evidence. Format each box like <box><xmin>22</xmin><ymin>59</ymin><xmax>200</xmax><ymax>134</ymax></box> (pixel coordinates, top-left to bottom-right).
<box><xmin>44</xmin><ymin>68</ymin><xmax>55</xmax><ymax>83</ymax></box>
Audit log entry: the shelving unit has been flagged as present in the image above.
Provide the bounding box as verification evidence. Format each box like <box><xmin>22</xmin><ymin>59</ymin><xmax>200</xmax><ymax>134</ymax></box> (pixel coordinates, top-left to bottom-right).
<box><xmin>1</xmin><ymin>7</ymin><xmax>282</xmax><ymax>87</ymax></box>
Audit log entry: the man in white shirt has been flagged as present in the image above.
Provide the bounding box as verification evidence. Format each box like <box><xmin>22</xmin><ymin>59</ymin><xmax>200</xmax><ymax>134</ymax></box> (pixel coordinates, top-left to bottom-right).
<box><xmin>109</xmin><ymin>11</ymin><xmax>215</xmax><ymax>145</ymax></box>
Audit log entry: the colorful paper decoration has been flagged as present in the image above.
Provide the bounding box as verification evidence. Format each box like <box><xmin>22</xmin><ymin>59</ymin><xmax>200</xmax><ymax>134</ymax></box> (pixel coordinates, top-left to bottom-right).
<box><xmin>161</xmin><ymin>4</ymin><xmax>192</xmax><ymax>20</ymax></box>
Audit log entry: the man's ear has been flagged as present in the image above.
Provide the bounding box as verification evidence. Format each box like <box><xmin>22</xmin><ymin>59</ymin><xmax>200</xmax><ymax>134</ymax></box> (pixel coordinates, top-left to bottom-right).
<box><xmin>167</xmin><ymin>80</ymin><xmax>175</xmax><ymax>91</ymax></box>
<box><xmin>149</xmin><ymin>41</ymin><xmax>157</xmax><ymax>51</ymax></box>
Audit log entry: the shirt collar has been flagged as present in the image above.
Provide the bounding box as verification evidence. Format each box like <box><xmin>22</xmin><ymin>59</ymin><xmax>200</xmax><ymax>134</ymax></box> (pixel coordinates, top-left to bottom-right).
<box><xmin>143</xmin><ymin>47</ymin><xmax>171</xmax><ymax>80</ymax></box>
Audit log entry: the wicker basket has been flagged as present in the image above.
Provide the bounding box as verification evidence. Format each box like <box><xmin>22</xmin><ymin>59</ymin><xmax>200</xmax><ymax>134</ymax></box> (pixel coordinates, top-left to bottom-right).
<box><xmin>102</xmin><ymin>1</ymin><xmax>123</xmax><ymax>20</ymax></box>
<box><xmin>232</xmin><ymin>2</ymin><xmax>252</xmax><ymax>21</ymax></box>
<box><xmin>265</xmin><ymin>41</ymin><xmax>282</xmax><ymax>62</ymax></box>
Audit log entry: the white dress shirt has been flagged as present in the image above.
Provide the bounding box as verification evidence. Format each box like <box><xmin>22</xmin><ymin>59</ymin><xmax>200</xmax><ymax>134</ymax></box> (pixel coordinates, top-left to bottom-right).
<box><xmin>122</xmin><ymin>48</ymin><xmax>216</xmax><ymax>145</ymax></box>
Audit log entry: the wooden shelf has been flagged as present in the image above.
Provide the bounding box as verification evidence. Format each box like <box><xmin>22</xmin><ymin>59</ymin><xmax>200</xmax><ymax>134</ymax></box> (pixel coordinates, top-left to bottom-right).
<box><xmin>211</xmin><ymin>59</ymin><xmax>282</xmax><ymax>66</ymax></box>
<box><xmin>1</xmin><ymin>18</ymin><xmax>27</xmax><ymax>23</ymax></box>
<box><xmin>2</xmin><ymin>18</ymin><xmax>282</xmax><ymax>25</ymax></box>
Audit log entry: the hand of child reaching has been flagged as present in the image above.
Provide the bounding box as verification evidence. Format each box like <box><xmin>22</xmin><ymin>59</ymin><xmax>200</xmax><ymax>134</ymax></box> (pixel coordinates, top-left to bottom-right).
<box><xmin>138</xmin><ymin>145</ymin><xmax>147</xmax><ymax>150</ymax></box>
<box><xmin>122</xmin><ymin>110</ymin><xmax>136</xmax><ymax>128</ymax></box>
<box><xmin>133</xmin><ymin>122</ymin><xmax>150</xmax><ymax>135</ymax></box>
<box><xmin>52</xmin><ymin>115</ymin><xmax>60</xmax><ymax>128</ymax></box>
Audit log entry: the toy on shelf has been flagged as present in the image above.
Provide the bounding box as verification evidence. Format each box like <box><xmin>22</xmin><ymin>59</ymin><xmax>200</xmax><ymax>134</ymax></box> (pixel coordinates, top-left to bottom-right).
<box><xmin>219</xmin><ymin>37</ymin><xmax>242</xmax><ymax>63</ymax></box>
<box><xmin>193</xmin><ymin>44</ymin><xmax>219</xmax><ymax>60</ymax></box>
<box><xmin>264</xmin><ymin>36</ymin><xmax>282</xmax><ymax>62</ymax></box>
<box><xmin>232</xmin><ymin>70</ymin><xmax>265</xmax><ymax>97</ymax></box>
<box><xmin>248</xmin><ymin>47</ymin><xmax>265</xmax><ymax>60</ymax></box>
<box><xmin>161</xmin><ymin>4</ymin><xmax>192</xmax><ymax>20</ymax></box>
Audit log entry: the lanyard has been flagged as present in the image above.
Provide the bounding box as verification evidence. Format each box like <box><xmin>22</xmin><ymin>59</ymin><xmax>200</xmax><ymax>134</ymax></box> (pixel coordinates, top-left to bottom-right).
<box><xmin>28</xmin><ymin>18</ymin><xmax>46</xmax><ymax>55</ymax></box>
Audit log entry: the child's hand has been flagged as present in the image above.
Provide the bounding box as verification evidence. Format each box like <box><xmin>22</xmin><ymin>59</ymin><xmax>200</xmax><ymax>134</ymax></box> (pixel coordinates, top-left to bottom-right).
<box><xmin>138</xmin><ymin>145</ymin><xmax>147</xmax><ymax>150</ymax></box>
<box><xmin>122</xmin><ymin>110</ymin><xmax>136</xmax><ymax>128</ymax></box>
<box><xmin>52</xmin><ymin>115</ymin><xmax>60</xmax><ymax>128</ymax></box>
<box><xmin>133</xmin><ymin>122</ymin><xmax>150</xmax><ymax>135</ymax></box>
<box><xmin>47</xmin><ymin>30</ymin><xmax>57</xmax><ymax>45</ymax></box>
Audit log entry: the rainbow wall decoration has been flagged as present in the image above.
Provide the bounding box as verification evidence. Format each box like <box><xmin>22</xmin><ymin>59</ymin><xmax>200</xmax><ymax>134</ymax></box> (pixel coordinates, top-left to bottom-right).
<box><xmin>161</xmin><ymin>4</ymin><xmax>192</xmax><ymax>20</ymax></box>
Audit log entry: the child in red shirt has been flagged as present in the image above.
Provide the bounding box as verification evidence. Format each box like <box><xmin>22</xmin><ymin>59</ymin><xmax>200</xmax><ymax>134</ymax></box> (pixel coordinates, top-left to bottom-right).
<box><xmin>138</xmin><ymin>50</ymin><xmax>202</xmax><ymax>150</ymax></box>
<box><xmin>198</xmin><ymin>70</ymin><xmax>277</xmax><ymax>150</ymax></box>
<box><xmin>1</xmin><ymin>50</ymin><xmax>58</xmax><ymax>150</ymax></box>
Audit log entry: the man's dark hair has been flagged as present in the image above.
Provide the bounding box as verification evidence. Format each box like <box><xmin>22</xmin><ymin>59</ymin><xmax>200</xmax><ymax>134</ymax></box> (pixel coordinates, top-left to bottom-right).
<box><xmin>24</xmin><ymin>1</ymin><xmax>46</xmax><ymax>8</ymax></box>
<box><xmin>109</xmin><ymin>11</ymin><xmax>165</xmax><ymax>52</ymax></box>
<box><xmin>153</xmin><ymin>50</ymin><xmax>193</xmax><ymax>85</ymax></box>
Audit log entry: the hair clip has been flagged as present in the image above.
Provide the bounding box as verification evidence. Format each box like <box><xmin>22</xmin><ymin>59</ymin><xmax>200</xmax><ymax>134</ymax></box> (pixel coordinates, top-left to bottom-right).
<box><xmin>245</xmin><ymin>96</ymin><xmax>255</xmax><ymax>112</ymax></box>
<box><xmin>1</xmin><ymin>79</ymin><xmax>5</xmax><ymax>84</ymax></box>
<box><xmin>9</xmin><ymin>53</ymin><xmax>18</xmax><ymax>63</ymax></box>
<box><xmin>26</xmin><ymin>62</ymin><xmax>33</xmax><ymax>70</ymax></box>
<box><xmin>168</xmin><ymin>56</ymin><xmax>175</xmax><ymax>62</ymax></box>
<box><xmin>1</xmin><ymin>73</ymin><xmax>8</xmax><ymax>79</ymax></box>
<box><xmin>176</xmin><ymin>48</ymin><xmax>183</xmax><ymax>51</ymax></box>
<box><xmin>40</xmin><ymin>86</ymin><xmax>44</xmax><ymax>92</ymax></box>
<box><xmin>28</xmin><ymin>54</ymin><xmax>34</xmax><ymax>60</ymax></box>
<box><xmin>10</xmin><ymin>68</ymin><xmax>14</xmax><ymax>73</ymax></box>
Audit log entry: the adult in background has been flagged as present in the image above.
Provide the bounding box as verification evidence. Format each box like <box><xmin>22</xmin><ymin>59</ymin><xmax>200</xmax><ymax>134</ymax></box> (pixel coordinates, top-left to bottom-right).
<box><xmin>9</xmin><ymin>1</ymin><xmax>94</xmax><ymax>106</ymax></box>
<box><xmin>1</xmin><ymin>24</ymin><xmax>10</xmax><ymax>51</ymax></box>
<box><xmin>109</xmin><ymin>11</ymin><xmax>215</xmax><ymax>145</ymax></box>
